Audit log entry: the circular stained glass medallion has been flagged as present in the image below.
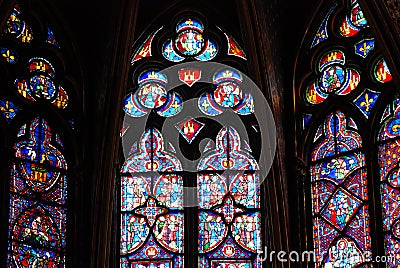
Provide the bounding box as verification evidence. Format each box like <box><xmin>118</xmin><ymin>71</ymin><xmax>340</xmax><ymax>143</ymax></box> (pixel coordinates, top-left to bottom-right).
<box><xmin>213</xmin><ymin>82</ymin><xmax>243</xmax><ymax>108</ymax></box>
<box><xmin>29</xmin><ymin>74</ymin><xmax>57</xmax><ymax>100</ymax></box>
<box><xmin>137</xmin><ymin>83</ymin><xmax>167</xmax><ymax>109</ymax></box>
<box><xmin>174</xmin><ymin>30</ymin><xmax>204</xmax><ymax>56</ymax></box>
<box><xmin>321</xmin><ymin>66</ymin><xmax>346</xmax><ymax>93</ymax></box>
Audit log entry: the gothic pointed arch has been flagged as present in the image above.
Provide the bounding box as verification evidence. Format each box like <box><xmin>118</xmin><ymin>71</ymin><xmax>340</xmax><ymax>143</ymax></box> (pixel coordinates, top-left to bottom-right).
<box><xmin>0</xmin><ymin>0</ymin><xmax>83</xmax><ymax>266</ymax></box>
<box><xmin>294</xmin><ymin>0</ymin><xmax>400</xmax><ymax>266</ymax></box>
<box><xmin>89</xmin><ymin>0</ymin><xmax>290</xmax><ymax>267</ymax></box>
<box><xmin>120</xmin><ymin>11</ymin><xmax>265</xmax><ymax>267</ymax></box>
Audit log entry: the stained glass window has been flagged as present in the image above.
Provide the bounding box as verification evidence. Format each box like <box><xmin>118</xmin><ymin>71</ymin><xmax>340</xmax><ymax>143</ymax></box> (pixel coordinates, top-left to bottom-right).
<box><xmin>295</xmin><ymin>0</ymin><xmax>399</xmax><ymax>266</ymax></box>
<box><xmin>161</xmin><ymin>18</ymin><xmax>219</xmax><ymax>62</ymax></box>
<box><xmin>8</xmin><ymin>118</ymin><xmax>68</xmax><ymax>267</ymax></box>
<box><xmin>197</xmin><ymin>127</ymin><xmax>261</xmax><ymax>266</ymax></box>
<box><xmin>378</xmin><ymin>98</ymin><xmax>400</xmax><ymax>266</ymax></box>
<box><xmin>120</xmin><ymin>128</ymin><xmax>184</xmax><ymax>267</ymax></box>
<box><xmin>0</xmin><ymin>2</ymin><xmax>78</xmax><ymax>267</ymax></box>
<box><xmin>120</xmin><ymin>15</ymin><xmax>261</xmax><ymax>267</ymax></box>
<box><xmin>310</xmin><ymin>111</ymin><xmax>371</xmax><ymax>266</ymax></box>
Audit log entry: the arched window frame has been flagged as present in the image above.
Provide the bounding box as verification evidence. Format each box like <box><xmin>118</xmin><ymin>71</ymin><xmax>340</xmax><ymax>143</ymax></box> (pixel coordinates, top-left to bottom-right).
<box><xmin>0</xmin><ymin>0</ymin><xmax>83</xmax><ymax>266</ymax></box>
<box><xmin>294</xmin><ymin>0</ymin><xmax>400</xmax><ymax>266</ymax></box>
<box><xmin>87</xmin><ymin>1</ymin><xmax>293</xmax><ymax>267</ymax></box>
<box><xmin>86</xmin><ymin>1</ymin><xmax>291</xmax><ymax>267</ymax></box>
<box><xmin>119</xmin><ymin>10</ymin><xmax>265</xmax><ymax>268</ymax></box>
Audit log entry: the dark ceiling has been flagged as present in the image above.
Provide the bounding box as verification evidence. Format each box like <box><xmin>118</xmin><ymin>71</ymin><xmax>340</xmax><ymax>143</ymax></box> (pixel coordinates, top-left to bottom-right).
<box><xmin>49</xmin><ymin>0</ymin><xmax>319</xmax><ymax>96</ymax></box>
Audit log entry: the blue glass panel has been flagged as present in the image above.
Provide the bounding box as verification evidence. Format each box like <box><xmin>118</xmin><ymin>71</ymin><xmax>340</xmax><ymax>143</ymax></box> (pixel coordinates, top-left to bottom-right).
<box><xmin>353</xmin><ymin>88</ymin><xmax>380</xmax><ymax>118</ymax></box>
<box><xmin>354</xmin><ymin>38</ymin><xmax>374</xmax><ymax>58</ymax></box>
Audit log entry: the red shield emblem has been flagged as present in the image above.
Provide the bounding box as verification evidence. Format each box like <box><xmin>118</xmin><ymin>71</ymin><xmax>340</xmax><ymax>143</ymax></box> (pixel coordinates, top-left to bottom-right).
<box><xmin>179</xmin><ymin>69</ymin><xmax>201</xmax><ymax>87</ymax></box>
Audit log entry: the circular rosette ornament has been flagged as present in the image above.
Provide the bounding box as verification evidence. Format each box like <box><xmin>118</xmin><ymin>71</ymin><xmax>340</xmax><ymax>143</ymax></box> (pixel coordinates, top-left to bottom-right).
<box><xmin>11</xmin><ymin>206</ymin><xmax>65</xmax><ymax>267</ymax></box>
<box><xmin>214</xmin><ymin>82</ymin><xmax>242</xmax><ymax>108</ymax></box>
<box><xmin>29</xmin><ymin>74</ymin><xmax>57</xmax><ymax>99</ymax></box>
<box><xmin>305</xmin><ymin>50</ymin><xmax>360</xmax><ymax>105</ymax></box>
<box><xmin>199</xmin><ymin>69</ymin><xmax>255</xmax><ymax>116</ymax></box>
<box><xmin>155</xmin><ymin>91</ymin><xmax>183</xmax><ymax>117</ymax></box>
<box><xmin>162</xmin><ymin>18</ymin><xmax>218</xmax><ymax>62</ymax></box>
<box><xmin>13</xmin><ymin>206</ymin><xmax>63</xmax><ymax>249</ymax></box>
<box><xmin>174</xmin><ymin>18</ymin><xmax>204</xmax><ymax>56</ymax></box>
<box><xmin>14</xmin><ymin>58</ymin><xmax>69</xmax><ymax>109</ymax></box>
<box><xmin>136</xmin><ymin>70</ymin><xmax>168</xmax><ymax>108</ymax></box>
<box><xmin>175</xmin><ymin>31</ymin><xmax>204</xmax><ymax>56</ymax></box>
<box><xmin>124</xmin><ymin>70</ymin><xmax>183</xmax><ymax>118</ymax></box>
<box><xmin>213</xmin><ymin>70</ymin><xmax>243</xmax><ymax>108</ymax></box>
<box><xmin>321</xmin><ymin>66</ymin><xmax>346</xmax><ymax>93</ymax></box>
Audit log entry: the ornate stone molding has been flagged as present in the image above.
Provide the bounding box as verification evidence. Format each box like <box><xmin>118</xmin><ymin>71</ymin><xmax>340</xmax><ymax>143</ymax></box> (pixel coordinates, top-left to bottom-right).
<box><xmin>385</xmin><ymin>0</ymin><xmax>400</xmax><ymax>22</ymax></box>
<box><xmin>296</xmin><ymin>157</ymin><xmax>307</xmax><ymax>181</ymax></box>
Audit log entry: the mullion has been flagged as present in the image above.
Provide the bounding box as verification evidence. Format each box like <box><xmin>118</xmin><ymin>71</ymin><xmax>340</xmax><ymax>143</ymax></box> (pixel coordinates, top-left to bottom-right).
<box><xmin>183</xmin><ymin>171</ymin><xmax>198</xmax><ymax>267</ymax></box>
